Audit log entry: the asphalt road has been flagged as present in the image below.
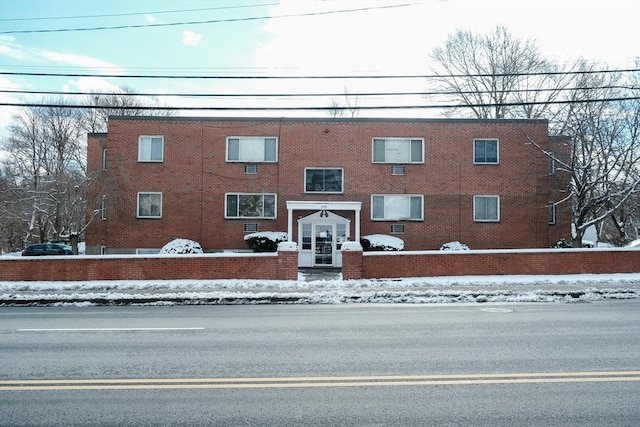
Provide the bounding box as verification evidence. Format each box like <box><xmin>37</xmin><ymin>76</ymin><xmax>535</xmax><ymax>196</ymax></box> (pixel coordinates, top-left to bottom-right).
<box><xmin>1</xmin><ymin>301</ymin><xmax>639</xmax><ymax>426</ymax></box>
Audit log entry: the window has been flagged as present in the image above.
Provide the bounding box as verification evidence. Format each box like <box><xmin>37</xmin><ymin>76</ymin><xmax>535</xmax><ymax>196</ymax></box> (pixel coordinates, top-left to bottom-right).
<box><xmin>136</xmin><ymin>248</ymin><xmax>161</xmax><ymax>254</ymax></box>
<box><xmin>137</xmin><ymin>192</ymin><xmax>162</xmax><ymax>218</ymax></box>
<box><xmin>372</xmin><ymin>138</ymin><xmax>423</xmax><ymax>164</ymax></box>
<box><xmin>548</xmin><ymin>202</ymin><xmax>556</xmax><ymax>224</ymax></box>
<box><xmin>227</xmin><ymin>137</ymin><xmax>277</xmax><ymax>162</ymax></box>
<box><xmin>371</xmin><ymin>195</ymin><xmax>423</xmax><ymax>220</ymax></box>
<box><xmin>301</xmin><ymin>223</ymin><xmax>312</xmax><ymax>250</ymax></box>
<box><xmin>548</xmin><ymin>152</ymin><xmax>556</xmax><ymax>175</ymax></box>
<box><xmin>305</xmin><ymin>168</ymin><xmax>343</xmax><ymax>193</ymax></box>
<box><xmin>226</xmin><ymin>193</ymin><xmax>276</xmax><ymax>219</ymax></box>
<box><xmin>390</xmin><ymin>224</ymin><xmax>405</xmax><ymax>234</ymax></box>
<box><xmin>473</xmin><ymin>139</ymin><xmax>499</xmax><ymax>164</ymax></box>
<box><xmin>138</xmin><ymin>136</ymin><xmax>164</xmax><ymax>162</ymax></box>
<box><xmin>101</xmin><ymin>195</ymin><xmax>107</xmax><ymax>220</ymax></box>
<box><xmin>473</xmin><ymin>195</ymin><xmax>500</xmax><ymax>222</ymax></box>
<box><xmin>100</xmin><ymin>245</ymin><xmax>107</xmax><ymax>255</ymax></box>
<box><xmin>102</xmin><ymin>149</ymin><xmax>108</xmax><ymax>170</ymax></box>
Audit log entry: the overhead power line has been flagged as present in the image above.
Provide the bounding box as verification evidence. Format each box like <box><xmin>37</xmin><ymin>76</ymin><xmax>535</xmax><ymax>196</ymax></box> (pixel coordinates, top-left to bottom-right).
<box><xmin>2</xmin><ymin>96</ymin><xmax>638</xmax><ymax>111</ymax></box>
<box><xmin>0</xmin><ymin>3</ymin><xmax>280</xmax><ymax>22</ymax></box>
<box><xmin>0</xmin><ymin>3</ymin><xmax>416</xmax><ymax>34</ymax></box>
<box><xmin>1</xmin><ymin>68</ymin><xmax>638</xmax><ymax>80</ymax></box>
<box><xmin>1</xmin><ymin>85</ymin><xmax>635</xmax><ymax>99</ymax></box>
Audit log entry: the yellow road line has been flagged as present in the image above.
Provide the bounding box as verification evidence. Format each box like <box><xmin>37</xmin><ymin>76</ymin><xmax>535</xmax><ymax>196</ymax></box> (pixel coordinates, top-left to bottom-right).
<box><xmin>2</xmin><ymin>371</ymin><xmax>639</xmax><ymax>391</ymax></box>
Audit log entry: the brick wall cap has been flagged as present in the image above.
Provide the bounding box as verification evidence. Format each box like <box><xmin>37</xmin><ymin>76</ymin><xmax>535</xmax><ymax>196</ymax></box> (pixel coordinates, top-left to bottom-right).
<box><xmin>277</xmin><ymin>242</ymin><xmax>298</xmax><ymax>252</ymax></box>
<box><xmin>341</xmin><ymin>242</ymin><xmax>363</xmax><ymax>252</ymax></box>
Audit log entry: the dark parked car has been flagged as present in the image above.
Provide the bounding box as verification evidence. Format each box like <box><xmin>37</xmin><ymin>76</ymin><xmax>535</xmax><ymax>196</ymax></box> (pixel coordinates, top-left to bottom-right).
<box><xmin>21</xmin><ymin>243</ymin><xmax>74</xmax><ymax>256</ymax></box>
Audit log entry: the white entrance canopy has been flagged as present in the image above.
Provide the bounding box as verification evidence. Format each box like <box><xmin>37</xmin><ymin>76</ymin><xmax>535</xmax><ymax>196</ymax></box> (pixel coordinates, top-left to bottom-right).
<box><xmin>286</xmin><ymin>201</ymin><xmax>362</xmax><ymax>243</ymax></box>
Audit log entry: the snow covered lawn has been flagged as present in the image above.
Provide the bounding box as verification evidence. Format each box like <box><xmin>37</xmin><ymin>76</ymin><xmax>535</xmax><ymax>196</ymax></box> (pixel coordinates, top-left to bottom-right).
<box><xmin>1</xmin><ymin>272</ymin><xmax>639</xmax><ymax>306</ymax></box>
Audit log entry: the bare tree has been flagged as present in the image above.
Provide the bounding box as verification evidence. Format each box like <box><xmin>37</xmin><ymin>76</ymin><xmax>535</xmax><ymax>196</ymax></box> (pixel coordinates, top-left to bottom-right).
<box><xmin>81</xmin><ymin>85</ymin><xmax>174</xmax><ymax>133</ymax></box>
<box><xmin>430</xmin><ymin>25</ymin><xmax>572</xmax><ymax>121</ymax></box>
<box><xmin>327</xmin><ymin>87</ymin><xmax>360</xmax><ymax>118</ymax></box>
<box><xmin>0</xmin><ymin>99</ymin><xmax>99</xmax><ymax>252</ymax></box>
<box><xmin>528</xmin><ymin>66</ymin><xmax>640</xmax><ymax>246</ymax></box>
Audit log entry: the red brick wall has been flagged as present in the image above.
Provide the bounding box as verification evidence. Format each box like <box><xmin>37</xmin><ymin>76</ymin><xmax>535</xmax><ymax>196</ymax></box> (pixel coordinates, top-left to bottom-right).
<box><xmin>86</xmin><ymin>117</ymin><xmax>568</xmax><ymax>254</ymax></box>
<box><xmin>0</xmin><ymin>250</ymin><xmax>298</xmax><ymax>281</ymax></box>
<box><xmin>346</xmin><ymin>249</ymin><xmax>640</xmax><ymax>279</ymax></box>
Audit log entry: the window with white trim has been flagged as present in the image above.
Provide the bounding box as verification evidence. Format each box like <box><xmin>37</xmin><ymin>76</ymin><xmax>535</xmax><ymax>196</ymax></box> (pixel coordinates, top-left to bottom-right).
<box><xmin>548</xmin><ymin>202</ymin><xmax>556</xmax><ymax>224</ymax></box>
<box><xmin>305</xmin><ymin>168</ymin><xmax>343</xmax><ymax>193</ymax></box>
<box><xmin>473</xmin><ymin>139</ymin><xmax>499</xmax><ymax>164</ymax></box>
<box><xmin>548</xmin><ymin>152</ymin><xmax>556</xmax><ymax>175</ymax></box>
<box><xmin>372</xmin><ymin>138</ymin><xmax>423</xmax><ymax>164</ymax></box>
<box><xmin>138</xmin><ymin>136</ymin><xmax>164</xmax><ymax>162</ymax></box>
<box><xmin>226</xmin><ymin>193</ymin><xmax>276</xmax><ymax>219</ymax></box>
<box><xmin>102</xmin><ymin>149</ymin><xmax>108</xmax><ymax>170</ymax></box>
<box><xmin>371</xmin><ymin>195</ymin><xmax>423</xmax><ymax>220</ymax></box>
<box><xmin>137</xmin><ymin>192</ymin><xmax>162</xmax><ymax>218</ymax></box>
<box><xmin>227</xmin><ymin>137</ymin><xmax>277</xmax><ymax>162</ymax></box>
<box><xmin>101</xmin><ymin>195</ymin><xmax>107</xmax><ymax>220</ymax></box>
<box><xmin>473</xmin><ymin>195</ymin><xmax>500</xmax><ymax>222</ymax></box>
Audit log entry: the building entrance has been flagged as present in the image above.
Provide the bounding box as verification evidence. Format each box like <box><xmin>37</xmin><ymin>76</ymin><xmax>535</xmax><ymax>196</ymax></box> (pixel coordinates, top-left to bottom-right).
<box><xmin>297</xmin><ymin>210</ymin><xmax>350</xmax><ymax>268</ymax></box>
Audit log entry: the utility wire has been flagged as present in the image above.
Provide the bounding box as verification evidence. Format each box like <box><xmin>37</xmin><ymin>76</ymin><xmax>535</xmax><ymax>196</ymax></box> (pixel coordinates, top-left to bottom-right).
<box><xmin>0</xmin><ymin>3</ymin><xmax>279</xmax><ymax>22</ymax></box>
<box><xmin>1</xmin><ymin>68</ymin><xmax>638</xmax><ymax>80</ymax></box>
<box><xmin>0</xmin><ymin>3</ymin><xmax>416</xmax><ymax>34</ymax></box>
<box><xmin>2</xmin><ymin>97</ymin><xmax>637</xmax><ymax>111</ymax></box>
<box><xmin>1</xmin><ymin>86</ymin><xmax>635</xmax><ymax>99</ymax></box>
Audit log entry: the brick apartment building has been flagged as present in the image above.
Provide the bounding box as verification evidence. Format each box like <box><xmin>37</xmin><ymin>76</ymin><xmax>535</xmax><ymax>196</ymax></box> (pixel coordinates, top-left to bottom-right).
<box><xmin>85</xmin><ymin>116</ymin><xmax>570</xmax><ymax>267</ymax></box>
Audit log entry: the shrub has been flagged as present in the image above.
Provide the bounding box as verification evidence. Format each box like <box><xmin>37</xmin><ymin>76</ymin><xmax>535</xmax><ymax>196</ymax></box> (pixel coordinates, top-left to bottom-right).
<box><xmin>439</xmin><ymin>241</ymin><xmax>470</xmax><ymax>251</ymax></box>
<box><xmin>244</xmin><ymin>231</ymin><xmax>288</xmax><ymax>252</ymax></box>
<box><xmin>550</xmin><ymin>238</ymin><xmax>573</xmax><ymax>248</ymax></box>
<box><xmin>159</xmin><ymin>238</ymin><xmax>203</xmax><ymax>254</ymax></box>
<box><xmin>360</xmin><ymin>234</ymin><xmax>404</xmax><ymax>251</ymax></box>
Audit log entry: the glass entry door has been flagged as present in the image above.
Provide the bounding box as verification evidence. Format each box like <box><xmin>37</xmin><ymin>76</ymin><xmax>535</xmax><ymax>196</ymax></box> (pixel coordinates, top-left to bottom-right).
<box><xmin>314</xmin><ymin>224</ymin><xmax>334</xmax><ymax>266</ymax></box>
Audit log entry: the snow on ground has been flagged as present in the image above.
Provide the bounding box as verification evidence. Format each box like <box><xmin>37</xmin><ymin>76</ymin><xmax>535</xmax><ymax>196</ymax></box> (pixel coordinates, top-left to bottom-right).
<box><xmin>1</xmin><ymin>272</ymin><xmax>639</xmax><ymax>306</ymax></box>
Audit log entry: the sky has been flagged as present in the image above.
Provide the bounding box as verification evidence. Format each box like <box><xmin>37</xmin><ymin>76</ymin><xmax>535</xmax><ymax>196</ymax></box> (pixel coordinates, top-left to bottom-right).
<box><xmin>0</xmin><ymin>0</ymin><xmax>639</xmax><ymax>140</ymax></box>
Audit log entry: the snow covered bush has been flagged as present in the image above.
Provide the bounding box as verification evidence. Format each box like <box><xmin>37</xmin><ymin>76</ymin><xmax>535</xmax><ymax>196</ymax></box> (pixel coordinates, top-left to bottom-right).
<box><xmin>159</xmin><ymin>238</ymin><xmax>203</xmax><ymax>254</ymax></box>
<box><xmin>360</xmin><ymin>234</ymin><xmax>404</xmax><ymax>251</ymax></box>
<box><xmin>550</xmin><ymin>238</ymin><xmax>573</xmax><ymax>248</ymax></box>
<box><xmin>439</xmin><ymin>241</ymin><xmax>470</xmax><ymax>251</ymax></box>
<box><xmin>244</xmin><ymin>231</ymin><xmax>288</xmax><ymax>252</ymax></box>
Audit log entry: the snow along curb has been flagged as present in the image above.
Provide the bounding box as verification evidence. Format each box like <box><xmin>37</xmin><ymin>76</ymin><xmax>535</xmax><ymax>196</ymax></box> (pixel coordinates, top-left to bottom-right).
<box><xmin>1</xmin><ymin>288</ymin><xmax>639</xmax><ymax>306</ymax></box>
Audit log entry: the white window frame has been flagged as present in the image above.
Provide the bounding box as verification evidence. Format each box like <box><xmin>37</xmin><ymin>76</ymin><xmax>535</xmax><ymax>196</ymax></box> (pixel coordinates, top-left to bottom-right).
<box><xmin>304</xmin><ymin>168</ymin><xmax>344</xmax><ymax>194</ymax></box>
<box><xmin>225</xmin><ymin>193</ymin><xmax>277</xmax><ymax>219</ymax></box>
<box><xmin>102</xmin><ymin>149</ymin><xmax>108</xmax><ymax>170</ymax></box>
<box><xmin>372</xmin><ymin>138</ymin><xmax>424</xmax><ymax>164</ymax></box>
<box><xmin>548</xmin><ymin>152</ymin><xmax>556</xmax><ymax>175</ymax></box>
<box><xmin>371</xmin><ymin>194</ymin><xmax>424</xmax><ymax>221</ymax></box>
<box><xmin>548</xmin><ymin>201</ymin><xmax>556</xmax><ymax>225</ymax></box>
<box><xmin>138</xmin><ymin>136</ymin><xmax>164</xmax><ymax>162</ymax></box>
<box><xmin>101</xmin><ymin>195</ymin><xmax>107</xmax><ymax>220</ymax></box>
<box><xmin>473</xmin><ymin>138</ymin><xmax>499</xmax><ymax>164</ymax></box>
<box><xmin>226</xmin><ymin>137</ymin><xmax>278</xmax><ymax>163</ymax></box>
<box><xmin>473</xmin><ymin>195</ymin><xmax>500</xmax><ymax>222</ymax></box>
<box><xmin>137</xmin><ymin>192</ymin><xmax>163</xmax><ymax>219</ymax></box>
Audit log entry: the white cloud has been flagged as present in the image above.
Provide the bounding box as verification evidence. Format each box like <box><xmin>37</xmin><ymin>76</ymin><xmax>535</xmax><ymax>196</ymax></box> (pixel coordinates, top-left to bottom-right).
<box><xmin>39</xmin><ymin>51</ymin><xmax>125</xmax><ymax>75</ymax></box>
<box><xmin>182</xmin><ymin>30</ymin><xmax>202</xmax><ymax>47</ymax></box>
<box><xmin>145</xmin><ymin>14</ymin><xmax>158</xmax><ymax>24</ymax></box>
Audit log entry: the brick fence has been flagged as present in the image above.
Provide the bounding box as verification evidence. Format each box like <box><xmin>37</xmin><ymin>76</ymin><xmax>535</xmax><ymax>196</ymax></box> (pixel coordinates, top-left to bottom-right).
<box><xmin>341</xmin><ymin>243</ymin><xmax>640</xmax><ymax>279</ymax></box>
<box><xmin>0</xmin><ymin>244</ymin><xmax>299</xmax><ymax>282</ymax></box>
<box><xmin>2</xmin><ymin>244</ymin><xmax>638</xmax><ymax>282</ymax></box>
